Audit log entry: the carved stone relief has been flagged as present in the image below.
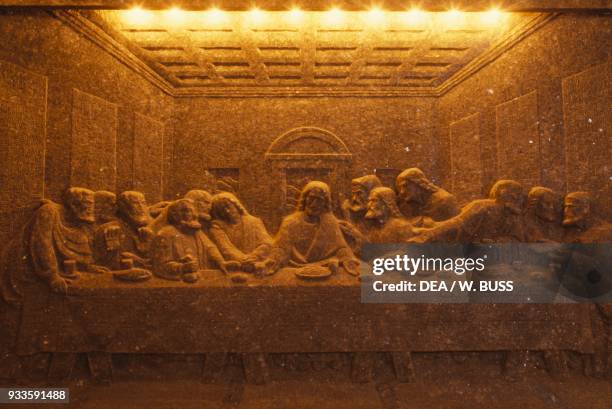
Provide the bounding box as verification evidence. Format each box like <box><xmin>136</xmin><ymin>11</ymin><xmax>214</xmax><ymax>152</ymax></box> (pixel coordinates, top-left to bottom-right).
<box><xmin>265</xmin><ymin>127</ymin><xmax>352</xmax><ymax>215</ymax></box>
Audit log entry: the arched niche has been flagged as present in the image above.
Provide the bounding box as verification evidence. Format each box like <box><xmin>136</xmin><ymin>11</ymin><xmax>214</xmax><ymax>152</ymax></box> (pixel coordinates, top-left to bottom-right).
<box><xmin>265</xmin><ymin>127</ymin><xmax>353</xmax><ymax>215</ymax></box>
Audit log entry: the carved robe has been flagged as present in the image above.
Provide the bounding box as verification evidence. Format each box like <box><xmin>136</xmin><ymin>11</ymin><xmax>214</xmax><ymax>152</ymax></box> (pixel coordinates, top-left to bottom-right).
<box><xmin>420</xmin><ymin>199</ymin><xmax>525</xmax><ymax>243</ymax></box>
<box><xmin>271</xmin><ymin>211</ymin><xmax>355</xmax><ymax>267</ymax></box>
<box><xmin>151</xmin><ymin>225</ymin><xmax>224</xmax><ymax>279</ymax></box>
<box><xmin>368</xmin><ymin>218</ymin><xmax>415</xmax><ymax>244</ymax></box>
<box><xmin>403</xmin><ymin>188</ymin><xmax>459</xmax><ymax>222</ymax></box>
<box><xmin>1</xmin><ymin>200</ymin><xmax>93</xmax><ymax>302</ymax></box>
<box><xmin>93</xmin><ymin>218</ymin><xmax>151</xmax><ymax>270</ymax></box>
<box><xmin>209</xmin><ymin>215</ymin><xmax>272</xmax><ymax>262</ymax></box>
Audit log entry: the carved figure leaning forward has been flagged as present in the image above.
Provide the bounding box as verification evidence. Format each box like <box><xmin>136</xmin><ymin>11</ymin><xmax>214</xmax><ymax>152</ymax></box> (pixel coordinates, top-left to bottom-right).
<box><xmin>1</xmin><ymin>187</ymin><xmax>108</xmax><ymax>300</ymax></box>
<box><xmin>365</xmin><ymin>187</ymin><xmax>415</xmax><ymax>243</ymax></box>
<box><xmin>265</xmin><ymin>181</ymin><xmax>360</xmax><ymax>277</ymax></box>
<box><xmin>562</xmin><ymin>192</ymin><xmax>612</xmax><ymax>243</ymax></box>
<box><xmin>339</xmin><ymin>174</ymin><xmax>382</xmax><ymax>255</ymax></box>
<box><xmin>149</xmin><ymin>189</ymin><xmax>213</xmax><ymax>234</ymax></box>
<box><xmin>93</xmin><ymin>191</ymin><xmax>154</xmax><ymax>270</ymax></box>
<box><xmin>151</xmin><ymin>199</ymin><xmax>236</xmax><ymax>282</ymax></box>
<box><xmin>523</xmin><ymin>187</ymin><xmax>563</xmax><ymax>242</ymax></box>
<box><xmin>209</xmin><ymin>192</ymin><xmax>273</xmax><ymax>274</ymax></box>
<box><xmin>396</xmin><ymin>168</ymin><xmax>459</xmax><ymax>224</ymax></box>
<box><xmin>412</xmin><ymin>180</ymin><xmax>525</xmax><ymax>243</ymax></box>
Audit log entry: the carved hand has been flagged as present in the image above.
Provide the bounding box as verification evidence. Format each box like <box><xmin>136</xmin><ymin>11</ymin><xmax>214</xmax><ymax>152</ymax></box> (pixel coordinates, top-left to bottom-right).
<box><xmin>138</xmin><ymin>227</ymin><xmax>155</xmax><ymax>243</ymax></box>
<box><xmin>103</xmin><ymin>225</ymin><xmax>122</xmax><ymax>250</ymax></box>
<box><xmin>88</xmin><ymin>264</ymin><xmax>111</xmax><ymax>275</ymax></box>
<box><xmin>48</xmin><ymin>275</ymin><xmax>68</xmax><ymax>294</ymax></box>
<box><xmin>181</xmin><ymin>260</ymin><xmax>198</xmax><ymax>274</ymax></box>
<box><xmin>342</xmin><ymin>259</ymin><xmax>361</xmax><ymax>277</ymax></box>
<box><xmin>221</xmin><ymin>260</ymin><xmax>241</xmax><ymax>274</ymax></box>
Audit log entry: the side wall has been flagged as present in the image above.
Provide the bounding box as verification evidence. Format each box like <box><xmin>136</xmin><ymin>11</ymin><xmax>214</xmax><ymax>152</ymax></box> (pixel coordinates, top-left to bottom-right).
<box><xmin>0</xmin><ymin>10</ymin><xmax>174</xmax><ymax>242</ymax></box>
<box><xmin>435</xmin><ymin>13</ymin><xmax>610</xmax><ymax>217</ymax></box>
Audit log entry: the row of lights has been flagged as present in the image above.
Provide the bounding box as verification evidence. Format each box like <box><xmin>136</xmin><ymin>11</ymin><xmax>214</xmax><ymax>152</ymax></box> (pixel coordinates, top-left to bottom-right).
<box><xmin>124</xmin><ymin>6</ymin><xmax>505</xmax><ymax>26</ymax></box>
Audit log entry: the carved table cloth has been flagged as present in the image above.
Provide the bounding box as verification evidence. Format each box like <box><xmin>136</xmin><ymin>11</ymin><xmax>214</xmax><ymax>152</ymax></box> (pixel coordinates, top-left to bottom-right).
<box><xmin>16</xmin><ymin>270</ymin><xmax>595</xmax><ymax>356</ymax></box>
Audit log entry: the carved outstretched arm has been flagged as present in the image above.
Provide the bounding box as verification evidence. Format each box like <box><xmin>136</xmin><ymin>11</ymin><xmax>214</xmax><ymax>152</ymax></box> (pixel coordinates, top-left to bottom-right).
<box><xmin>200</xmin><ymin>232</ymin><xmax>233</xmax><ymax>273</ymax></box>
<box><xmin>209</xmin><ymin>224</ymin><xmax>247</xmax><ymax>262</ymax></box>
<box><xmin>27</xmin><ymin>205</ymin><xmax>68</xmax><ymax>293</ymax></box>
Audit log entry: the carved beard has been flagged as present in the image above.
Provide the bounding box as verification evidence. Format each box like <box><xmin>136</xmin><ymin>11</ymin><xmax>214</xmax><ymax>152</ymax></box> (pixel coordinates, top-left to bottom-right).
<box><xmin>537</xmin><ymin>210</ymin><xmax>557</xmax><ymax>223</ymax></box>
<box><xmin>365</xmin><ymin>208</ymin><xmax>385</xmax><ymax>224</ymax></box>
<box><xmin>562</xmin><ymin>215</ymin><xmax>584</xmax><ymax>227</ymax></box>
<box><xmin>130</xmin><ymin>213</ymin><xmax>151</xmax><ymax>227</ymax></box>
<box><xmin>349</xmin><ymin>200</ymin><xmax>366</xmax><ymax>214</ymax></box>
<box><xmin>77</xmin><ymin>212</ymin><xmax>95</xmax><ymax>224</ymax></box>
<box><xmin>504</xmin><ymin>202</ymin><xmax>523</xmax><ymax>215</ymax></box>
<box><xmin>179</xmin><ymin>219</ymin><xmax>202</xmax><ymax>230</ymax></box>
<box><xmin>73</xmin><ymin>207</ymin><xmax>95</xmax><ymax>224</ymax></box>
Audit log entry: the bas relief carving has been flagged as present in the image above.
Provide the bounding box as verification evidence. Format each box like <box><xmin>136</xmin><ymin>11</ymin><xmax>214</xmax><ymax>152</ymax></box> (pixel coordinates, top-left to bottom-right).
<box><xmin>0</xmin><ymin>120</ymin><xmax>610</xmax><ymax>383</ymax></box>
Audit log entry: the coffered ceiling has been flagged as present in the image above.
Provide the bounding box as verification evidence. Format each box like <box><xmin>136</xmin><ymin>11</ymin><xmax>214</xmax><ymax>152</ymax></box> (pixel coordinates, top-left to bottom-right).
<box><xmin>56</xmin><ymin>9</ymin><xmax>555</xmax><ymax>96</ymax></box>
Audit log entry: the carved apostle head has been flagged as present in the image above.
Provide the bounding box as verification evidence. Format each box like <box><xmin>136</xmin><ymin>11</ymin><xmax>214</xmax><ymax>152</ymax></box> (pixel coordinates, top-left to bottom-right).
<box><xmin>94</xmin><ymin>190</ymin><xmax>117</xmax><ymax>224</ymax></box>
<box><xmin>298</xmin><ymin>181</ymin><xmax>332</xmax><ymax>218</ymax></box>
<box><xmin>365</xmin><ymin>187</ymin><xmax>403</xmax><ymax>224</ymax></box>
<box><xmin>527</xmin><ymin>187</ymin><xmax>559</xmax><ymax>223</ymax></box>
<box><xmin>349</xmin><ymin>175</ymin><xmax>382</xmax><ymax>214</ymax></box>
<box><xmin>395</xmin><ymin>168</ymin><xmax>437</xmax><ymax>204</ymax></box>
<box><xmin>184</xmin><ymin>189</ymin><xmax>213</xmax><ymax>222</ymax></box>
<box><xmin>63</xmin><ymin>187</ymin><xmax>96</xmax><ymax>223</ymax></box>
<box><xmin>563</xmin><ymin>191</ymin><xmax>591</xmax><ymax>228</ymax></box>
<box><xmin>118</xmin><ymin>191</ymin><xmax>151</xmax><ymax>228</ymax></box>
<box><xmin>489</xmin><ymin>180</ymin><xmax>524</xmax><ymax>215</ymax></box>
<box><xmin>210</xmin><ymin>192</ymin><xmax>247</xmax><ymax>224</ymax></box>
<box><xmin>167</xmin><ymin>199</ymin><xmax>202</xmax><ymax>231</ymax></box>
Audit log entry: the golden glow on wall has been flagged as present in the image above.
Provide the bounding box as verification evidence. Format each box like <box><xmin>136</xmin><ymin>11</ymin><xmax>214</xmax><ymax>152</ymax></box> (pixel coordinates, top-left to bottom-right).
<box><xmin>365</xmin><ymin>6</ymin><xmax>385</xmax><ymax>25</ymax></box>
<box><xmin>323</xmin><ymin>7</ymin><xmax>344</xmax><ymax>25</ymax></box>
<box><xmin>248</xmin><ymin>7</ymin><xmax>266</xmax><ymax>24</ymax></box>
<box><xmin>120</xmin><ymin>7</ymin><xmax>509</xmax><ymax>29</ymax></box>
<box><xmin>164</xmin><ymin>7</ymin><xmax>186</xmax><ymax>25</ymax></box>
<box><xmin>403</xmin><ymin>8</ymin><xmax>428</xmax><ymax>25</ymax></box>
<box><xmin>203</xmin><ymin>7</ymin><xmax>227</xmax><ymax>25</ymax></box>
<box><xmin>481</xmin><ymin>8</ymin><xmax>506</xmax><ymax>25</ymax></box>
<box><xmin>287</xmin><ymin>7</ymin><xmax>304</xmax><ymax>23</ymax></box>
<box><xmin>123</xmin><ymin>6</ymin><xmax>152</xmax><ymax>25</ymax></box>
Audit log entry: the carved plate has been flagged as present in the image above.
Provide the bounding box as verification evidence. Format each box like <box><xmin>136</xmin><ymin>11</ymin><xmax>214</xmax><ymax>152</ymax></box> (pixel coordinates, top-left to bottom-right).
<box><xmin>293</xmin><ymin>265</ymin><xmax>333</xmax><ymax>280</ymax></box>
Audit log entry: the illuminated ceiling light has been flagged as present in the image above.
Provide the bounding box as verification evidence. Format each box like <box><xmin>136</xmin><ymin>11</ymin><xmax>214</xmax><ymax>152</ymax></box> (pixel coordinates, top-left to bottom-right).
<box><xmin>204</xmin><ymin>7</ymin><xmax>227</xmax><ymax>24</ymax></box>
<box><xmin>324</xmin><ymin>7</ymin><xmax>344</xmax><ymax>25</ymax></box>
<box><xmin>287</xmin><ymin>6</ymin><xmax>304</xmax><ymax>23</ymax></box>
<box><xmin>248</xmin><ymin>7</ymin><xmax>266</xmax><ymax>23</ymax></box>
<box><xmin>123</xmin><ymin>6</ymin><xmax>152</xmax><ymax>25</ymax></box>
<box><xmin>443</xmin><ymin>8</ymin><xmax>464</xmax><ymax>26</ymax></box>
<box><xmin>403</xmin><ymin>7</ymin><xmax>427</xmax><ymax>25</ymax></box>
<box><xmin>446</xmin><ymin>8</ymin><xmax>462</xmax><ymax>19</ymax></box>
<box><xmin>165</xmin><ymin>7</ymin><xmax>185</xmax><ymax>24</ymax></box>
<box><xmin>481</xmin><ymin>8</ymin><xmax>505</xmax><ymax>25</ymax></box>
<box><xmin>366</xmin><ymin>6</ymin><xmax>385</xmax><ymax>25</ymax></box>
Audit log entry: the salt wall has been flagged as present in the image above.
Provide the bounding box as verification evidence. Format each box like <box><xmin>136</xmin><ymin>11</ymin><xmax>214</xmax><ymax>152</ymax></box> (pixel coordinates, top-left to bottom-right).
<box><xmin>0</xmin><ymin>10</ymin><xmax>609</xmax><ymax>237</ymax></box>
<box><xmin>0</xmin><ymin>9</ymin><xmax>175</xmax><ymax>244</ymax></box>
<box><xmin>434</xmin><ymin>13</ymin><xmax>610</xmax><ymax>216</ymax></box>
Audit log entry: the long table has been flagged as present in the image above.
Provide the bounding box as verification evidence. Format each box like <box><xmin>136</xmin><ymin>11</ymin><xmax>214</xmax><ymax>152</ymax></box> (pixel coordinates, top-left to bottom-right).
<box><xmin>15</xmin><ymin>269</ymin><xmax>598</xmax><ymax>383</ymax></box>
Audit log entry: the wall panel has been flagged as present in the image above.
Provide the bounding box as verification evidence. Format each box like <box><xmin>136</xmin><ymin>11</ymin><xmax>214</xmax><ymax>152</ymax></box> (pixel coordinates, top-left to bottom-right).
<box><xmin>450</xmin><ymin>113</ymin><xmax>482</xmax><ymax>204</ymax></box>
<box><xmin>0</xmin><ymin>60</ymin><xmax>47</xmax><ymax>209</ymax></box>
<box><xmin>496</xmin><ymin>91</ymin><xmax>541</xmax><ymax>189</ymax></box>
<box><xmin>133</xmin><ymin>112</ymin><xmax>164</xmax><ymax>203</ymax></box>
<box><xmin>562</xmin><ymin>61</ymin><xmax>611</xmax><ymax>216</ymax></box>
<box><xmin>70</xmin><ymin>88</ymin><xmax>117</xmax><ymax>191</ymax></box>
